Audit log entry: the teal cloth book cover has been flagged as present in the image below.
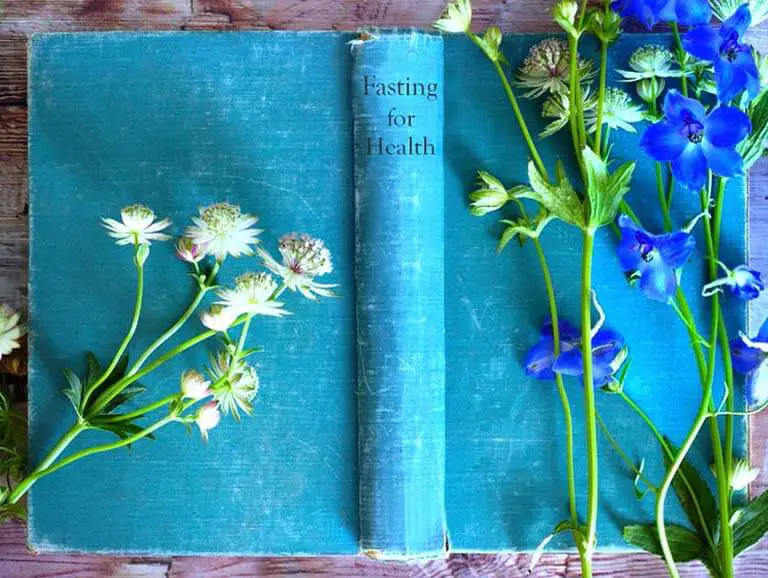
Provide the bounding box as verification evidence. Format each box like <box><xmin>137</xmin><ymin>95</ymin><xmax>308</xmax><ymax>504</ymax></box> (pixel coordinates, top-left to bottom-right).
<box><xmin>27</xmin><ymin>31</ymin><xmax>746</xmax><ymax>557</ymax></box>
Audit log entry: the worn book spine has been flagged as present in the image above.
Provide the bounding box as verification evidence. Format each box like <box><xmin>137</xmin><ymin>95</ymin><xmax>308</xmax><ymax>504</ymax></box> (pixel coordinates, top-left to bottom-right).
<box><xmin>351</xmin><ymin>31</ymin><xmax>447</xmax><ymax>558</ymax></box>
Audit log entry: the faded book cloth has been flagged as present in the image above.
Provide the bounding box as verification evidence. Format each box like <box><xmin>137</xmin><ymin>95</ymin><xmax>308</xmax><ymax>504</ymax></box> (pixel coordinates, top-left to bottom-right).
<box><xmin>27</xmin><ymin>31</ymin><xmax>746</xmax><ymax>557</ymax></box>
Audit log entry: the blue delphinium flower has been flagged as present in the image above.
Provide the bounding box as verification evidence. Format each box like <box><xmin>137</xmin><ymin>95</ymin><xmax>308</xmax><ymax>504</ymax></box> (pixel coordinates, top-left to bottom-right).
<box><xmin>616</xmin><ymin>214</ymin><xmax>695</xmax><ymax>302</ymax></box>
<box><xmin>683</xmin><ymin>5</ymin><xmax>759</xmax><ymax>104</ymax></box>
<box><xmin>703</xmin><ymin>263</ymin><xmax>765</xmax><ymax>301</ymax></box>
<box><xmin>525</xmin><ymin>320</ymin><xmax>626</xmax><ymax>386</ymax></box>
<box><xmin>640</xmin><ymin>89</ymin><xmax>751</xmax><ymax>190</ymax></box>
<box><xmin>613</xmin><ymin>0</ymin><xmax>711</xmax><ymax>29</ymax></box>
<box><xmin>731</xmin><ymin>318</ymin><xmax>768</xmax><ymax>406</ymax></box>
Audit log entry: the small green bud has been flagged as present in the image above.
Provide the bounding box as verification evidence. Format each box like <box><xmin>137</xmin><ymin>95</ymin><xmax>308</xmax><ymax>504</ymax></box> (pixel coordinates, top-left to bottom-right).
<box><xmin>481</xmin><ymin>25</ymin><xmax>503</xmax><ymax>61</ymax></box>
<box><xmin>637</xmin><ymin>77</ymin><xmax>664</xmax><ymax>104</ymax></box>
<box><xmin>469</xmin><ymin>170</ymin><xmax>509</xmax><ymax>216</ymax></box>
<box><xmin>134</xmin><ymin>243</ymin><xmax>150</xmax><ymax>267</ymax></box>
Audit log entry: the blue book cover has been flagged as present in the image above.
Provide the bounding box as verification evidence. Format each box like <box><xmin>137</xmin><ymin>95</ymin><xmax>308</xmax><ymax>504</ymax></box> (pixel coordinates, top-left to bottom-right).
<box><xmin>27</xmin><ymin>31</ymin><xmax>746</xmax><ymax>557</ymax></box>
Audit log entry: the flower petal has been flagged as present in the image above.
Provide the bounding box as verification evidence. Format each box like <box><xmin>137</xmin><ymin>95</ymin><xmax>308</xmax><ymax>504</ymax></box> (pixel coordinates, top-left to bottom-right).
<box><xmin>670</xmin><ymin>144</ymin><xmax>708</xmax><ymax>190</ymax></box>
<box><xmin>640</xmin><ymin>121</ymin><xmax>688</xmax><ymax>161</ymax></box>
<box><xmin>756</xmin><ymin>317</ymin><xmax>768</xmax><ymax>343</ymax></box>
<box><xmin>639</xmin><ymin>260</ymin><xmax>678</xmax><ymax>302</ymax></box>
<box><xmin>655</xmin><ymin>231</ymin><xmax>695</xmax><ymax>268</ymax></box>
<box><xmin>732</xmin><ymin>337</ymin><xmax>765</xmax><ymax>373</ymax></box>
<box><xmin>705</xmin><ymin>105</ymin><xmax>751</xmax><ymax>148</ymax></box>
<box><xmin>682</xmin><ymin>25</ymin><xmax>720</xmax><ymax>62</ymax></box>
<box><xmin>524</xmin><ymin>336</ymin><xmax>557</xmax><ymax>380</ymax></box>
<box><xmin>541</xmin><ymin>319</ymin><xmax>581</xmax><ymax>345</ymax></box>
<box><xmin>676</xmin><ymin>0</ymin><xmax>712</xmax><ymax>26</ymax></box>
<box><xmin>662</xmin><ymin>89</ymin><xmax>705</xmax><ymax>123</ymax></box>
<box><xmin>702</xmin><ymin>142</ymin><xmax>744</xmax><ymax>178</ymax></box>
<box><xmin>552</xmin><ymin>349</ymin><xmax>584</xmax><ymax>377</ymax></box>
<box><xmin>725</xmin><ymin>4</ymin><xmax>751</xmax><ymax>38</ymax></box>
<box><xmin>617</xmin><ymin>228</ymin><xmax>644</xmax><ymax>272</ymax></box>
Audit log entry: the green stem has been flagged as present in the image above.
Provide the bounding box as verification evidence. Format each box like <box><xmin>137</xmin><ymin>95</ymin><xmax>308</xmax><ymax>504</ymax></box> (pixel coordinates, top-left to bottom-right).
<box><xmin>7</xmin><ymin>422</ymin><xmax>87</xmax><ymax>503</ymax></box>
<box><xmin>568</xmin><ymin>35</ymin><xmax>588</xmax><ymax>184</ymax></box>
<box><xmin>82</xmin><ymin>254</ymin><xmax>144</xmax><ymax>407</ymax></box>
<box><xmin>650</xmin><ymin>99</ymin><xmax>672</xmax><ymax>232</ymax></box>
<box><xmin>99</xmin><ymin>394</ymin><xmax>179</xmax><ymax>424</ymax></box>
<box><xmin>596</xmin><ymin>410</ymin><xmax>658</xmax><ymax>493</ymax></box>
<box><xmin>581</xmin><ymin>230</ymin><xmax>599</xmax><ymax>560</ymax></box>
<box><xmin>236</xmin><ymin>315</ymin><xmax>253</xmax><ymax>357</ymax></box>
<box><xmin>127</xmin><ymin>265</ymin><xmax>217</xmax><ymax>377</ymax></box>
<box><xmin>594</xmin><ymin>21</ymin><xmax>609</xmax><ymax>155</ymax></box>
<box><xmin>671</xmin><ymin>23</ymin><xmax>689</xmax><ymax>97</ymax></box>
<box><xmin>533</xmin><ymin>240</ymin><xmax>578</xmax><ymax>525</ymax></box>
<box><xmin>468</xmin><ymin>33</ymin><xmax>548</xmax><ymax>180</ymax></box>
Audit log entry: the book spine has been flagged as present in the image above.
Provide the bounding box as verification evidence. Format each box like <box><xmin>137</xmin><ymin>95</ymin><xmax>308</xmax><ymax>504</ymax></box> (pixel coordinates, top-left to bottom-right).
<box><xmin>350</xmin><ymin>31</ymin><xmax>446</xmax><ymax>558</ymax></box>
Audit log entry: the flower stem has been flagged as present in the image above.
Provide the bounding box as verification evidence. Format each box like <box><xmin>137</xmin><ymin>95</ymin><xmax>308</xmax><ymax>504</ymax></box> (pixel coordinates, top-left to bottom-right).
<box><xmin>650</xmin><ymin>99</ymin><xmax>673</xmax><ymax>231</ymax></box>
<box><xmin>581</xmin><ymin>229</ymin><xmax>598</xmax><ymax>564</ymax></box>
<box><xmin>82</xmin><ymin>253</ymin><xmax>145</xmax><ymax>407</ymax></box>
<box><xmin>594</xmin><ymin>19</ymin><xmax>609</xmax><ymax>156</ymax></box>
<box><xmin>568</xmin><ymin>35</ymin><xmax>588</xmax><ymax>184</ymax></box>
<box><xmin>533</xmin><ymin>240</ymin><xmax>578</xmax><ymax>525</ymax></box>
<box><xmin>6</xmin><ymin>422</ymin><xmax>87</xmax><ymax>504</ymax></box>
<box><xmin>670</xmin><ymin>23</ymin><xmax>689</xmax><ymax>97</ymax></box>
<box><xmin>127</xmin><ymin>263</ymin><xmax>219</xmax><ymax>377</ymax></box>
<box><xmin>98</xmin><ymin>393</ymin><xmax>179</xmax><ymax>424</ymax></box>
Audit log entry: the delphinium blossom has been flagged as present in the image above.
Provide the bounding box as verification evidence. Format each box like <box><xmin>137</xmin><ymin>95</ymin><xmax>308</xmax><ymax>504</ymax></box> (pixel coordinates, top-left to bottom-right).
<box><xmin>640</xmin><ymin>90</ymin><xmax>751</xmax><ymax>190</ymax></box>
<box><xmin>702</xmin><ymin>263</ymin><xmax>764</xmax><ymax>300</ymax></box>
<box><xmin>731</xmin><ymin>318</ymin><xmax>768</xmax><ymax>406</ymax></box>
<box><xmin>612</xmin><ymin>0</ymin><xmax>711</xmax><ymax>29</ymax></box>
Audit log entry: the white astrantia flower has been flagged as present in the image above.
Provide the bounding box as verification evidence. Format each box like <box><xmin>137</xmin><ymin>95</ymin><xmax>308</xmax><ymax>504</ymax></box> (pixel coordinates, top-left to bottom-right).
<box><xmin>0</xmin><ymin>305</ymin><xmax>24</xmax><ymax>359</ymax></box>
<box><xmin>434</xmin><ymin>0</ymin><xmax>472</xmax><ymax>33</ymax></box>
<box><xmin>195</xmin><ymin>401</ymin><xmax>221</xmax><ymax>442</ymax></box>
<box><xmin>200</xmin><ymin>304</ymin><xmax>238</xmax><ymax>332</ymax></box>
<box><xmin>185</xmin><ymin>203</ymin><xmax>262</xmax><ymax>261</ymax></box>
<box><xmin>516</xmin><ymin>38</ymin><xmax>594</xmax><ymax>98</ymax></box>
<box><xmin>731</xmin><ymin>459</ymin><xmax>760</xmax><ymax>491</ymax></box>
<box><xmin>540</xmin><ymin>86</ymin><xmax>597</xmax><ymax>138</ymax></box>
<box><xmin>175</xmin><ymin>237</ymin><xmax>205</xmax><ymax>264</ymax></box>
<box><xmin>258</xmin><ymin>233</ymin><xmax>337</xmax><ymax>300</ymax></box>
<box><xmin>215</xmin><ymin>272</ymin><xmax>288</xmax><ymax>318</ymax></box>
<box><xmin>585</xmin><ymin>88</ymin><xmax>645</xmax><ymax>134</ymax></box>
<box><xmin>180</xmin><ymin>369</ymin><xmax>211</xmax><ymax>401</ymax></box>
<box><xmin>101</xmin><ymin>204</ymin><xmax>172</xmax><ymax>246</ymax></box>
<box><xmin>617</xmin><ymin>46</ymin><xmax>682</xmax><ymax>82</ymax></box>
<box><xmin>207</xmin><ymin>352</ymin><xmax>260</xmax><ymax>420</ymax></box>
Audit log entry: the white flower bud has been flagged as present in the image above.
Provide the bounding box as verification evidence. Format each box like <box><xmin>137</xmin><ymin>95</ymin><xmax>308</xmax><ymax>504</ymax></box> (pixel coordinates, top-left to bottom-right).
<box><xmin>434</xmin><ymin>0</ymin><xmax>472</xmax><ymax>33</ymax></box>
<box><xmin>200</xmin><ymin>304</ymin><xmax>237</xmax><ymax>332</ymax></box>
<box><xmin>195</xmin><ymin>402</ymin><xmax>221</xmax><ymax>442</ymax></box>
<box><xmin>176</xmin><ymin>237</ymin><xmax>205</xmax><ymax>264</ymax></box>
<box><xmin>180</xmin><ymin>369</ymin><xmax>211</xmax><ymax>400</ymax></box>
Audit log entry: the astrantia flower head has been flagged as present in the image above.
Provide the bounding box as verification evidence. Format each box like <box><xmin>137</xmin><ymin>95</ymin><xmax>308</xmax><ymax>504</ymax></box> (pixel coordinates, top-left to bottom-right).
<box><xmin>0</xmin><ymin>305</ymin><xmax>24</xmax><ymax>359</ymax></box>
<box><xmin>702</xmin><ymin>263</ymin><xmax>764</xmax><ymax>301</ymax></box>
<box><xmin>640</xmin><ymin>90</ymin><xmax>751</xmax><ymax>190</ymax></box>
<box><xmin>730</xmin><ymin>458</ymin><xmax>760</xmax><ymax>491</ymax></box>
<box><xmin>207</xmin><ymin>352</ymin><xmax>260</xmax><ymax>420</ymax></box>
<box><xmin>618</xmin><ymin>45</ymin><xmax>681</xmax><ymax>81</ymax></box>
<box><xmin>434</xmin><ymin>0</ymin><xmax>472</xmax><ymax>33</ymax></box>
<box><xmin>258</xmin><ymin>233</ymin><xmax>337</xmax><ymax>300</ymax></box>
<box><xmin>175</xmin><ymin>237</ymin><xmax>205</xmax><ymax>264</ymax></box>
<box><xmin>613</xmin><ymin>0</ymin><xmax>711</xmax><ymax>29</ymax></box>
<box><xmin>200</xmin><ymin>304</ymin><xmax>238</xmax><ymax>332</ymax></box>
<box><xmin>469</xmin><ymin>171</ymin><xmax>509</xmax><ymax>216</ymax></box>
<box><xmin>540</xmin><ymin>88</ymin><xmax>597</xmax><ymax>138</ymax></box>
<box><xmin>731</xmin><ymin>318</ymin><xmax>768</xmax><ymax>406</ymax></box>
<box><xmin>616</xmin><ymin>214</ymin><xmax>695</xmax><ymax>303</ymax></box>
<box><xmin>525</xmin><ymin>320</ymin><xmax>626</xmax><ymax>387</ymax></box>
<box><xmin>101</xmin><ymin>204</ymin><xmax>172</xmax><ymax>246</ymax></box>
<box><xmin>185</xmin><ymin>203</ymin><xmax>262</xmax><ymax>261</ymax></box>
<box><xmin>195</xmin><ymin>401</ymin><xmax>221</xmax><ymax>442</ymax></box>
<box><xmin>180</xmin><ymin>369</ymin><xmax>211</xmax><ymax>401</ymax></box>
<box><xmin>586</xmin><ymin>88</ymin><xmax>645</xmax><ymax>133</ymax></box>
<box><xmin>516</xmin><ymin>38</ymin><xmax>594</xmax><ymax>98</ymax></box>
<box><xmin>215</xmin><ymin>272</ymin><xmax>288</xmax><ymax>318</ymax></box>
<box><xmin>683</xmin><ymin>5</ymin><xmax>760</xmax><ymax>103</ymax></box>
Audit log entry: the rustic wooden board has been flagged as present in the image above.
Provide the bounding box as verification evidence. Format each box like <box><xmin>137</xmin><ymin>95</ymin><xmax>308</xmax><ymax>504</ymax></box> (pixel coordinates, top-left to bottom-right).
<box><xmin>2</xmin><ymin>1</ymin><xmax>768</xmax><ymax>576</ymax></box>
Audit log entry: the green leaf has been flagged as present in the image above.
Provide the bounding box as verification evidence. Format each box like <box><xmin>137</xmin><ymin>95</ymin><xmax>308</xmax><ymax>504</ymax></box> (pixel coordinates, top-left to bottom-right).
<box><xmin>497</xmin><ymin>210</ymin><xmax>555</xmax><ymax>253</ymax></box>
<box><xmin>663</xmin><ymin>437</ymin><xmax>718</xmax><ymax>542</ymax></box>
<box><xmin>0</xmin><ymin>502</ymin><xmax>27</xmax><ymax>523</ymax></box>
<box><xmin>90</xmin><ymin>418</ymin><xmax>155</xmax><ymax>447</ymax></box>
<box><xmin>62</xmin><ymin>368</ymin><xmax>83</xmax><ymax>416</ymax></box>
<box><xmin>101</xmin><ymin>384</ymin><xmax>146</xmax><ymax>415</ymax></box>
<box><xmin>583</xmin><ymin>147</ymin><xmax>635</xmax><ymax>228</ymax></box>
<box><xmin>623</xmin><ymin>524</ymin><xmax>704</xmax><ymax>562</ymax></box>
<box><xmin>516</xmin><ymin>160</ymin><xmax>585</xmax><ymax>229</ymax></box>
<box><xmin>85</xmin><ymin>352</ymin><xmax>102</xmax><ymax>387</ymax></box>
<box><xmin>732</xmin><ymin>489</ymin><xmax>768</xmax><ymax>556</ymax></box>
<box><xmin>739</xmin><ymin>88</ymin><xmax>768</xmax><ymax>170</ymax></box>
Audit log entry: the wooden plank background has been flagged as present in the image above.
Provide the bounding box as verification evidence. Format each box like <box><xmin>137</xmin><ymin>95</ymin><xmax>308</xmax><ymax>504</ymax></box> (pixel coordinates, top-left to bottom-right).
<box><xmin>1</xmin><ymin>1</ymin><xmax>768</xmax><ymax>576</ymax></box>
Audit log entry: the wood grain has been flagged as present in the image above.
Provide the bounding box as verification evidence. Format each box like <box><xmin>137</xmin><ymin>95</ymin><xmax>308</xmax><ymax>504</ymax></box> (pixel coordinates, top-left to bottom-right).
<box><xmin>2</xmin><ymin>0</ymin><xmax>768</xmax><ymax>576</ymax></box>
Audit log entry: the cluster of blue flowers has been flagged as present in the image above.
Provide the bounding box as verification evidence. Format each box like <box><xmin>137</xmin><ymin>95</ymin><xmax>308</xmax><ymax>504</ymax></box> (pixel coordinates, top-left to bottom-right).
<box><xmin>524</xmin><ymin>4</ymin><xmax>767</xmax><ymax>405</ymax></box>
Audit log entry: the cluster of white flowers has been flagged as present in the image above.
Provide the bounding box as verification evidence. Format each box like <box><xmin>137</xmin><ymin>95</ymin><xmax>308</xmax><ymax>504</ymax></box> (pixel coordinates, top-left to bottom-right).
<box><xmin>0</xmin><ymin>305</ymin><xmax>24</xmax><ymax>360</ymax></box>
<box><xmin>206</xmin><ymin>351</ymin><xmax>260</xmax><ymax>420</ymax></box>
<box><xmin>259</xmin><ymin>233</ymin><xmax>337</xmax><ymax>300</ymax></box>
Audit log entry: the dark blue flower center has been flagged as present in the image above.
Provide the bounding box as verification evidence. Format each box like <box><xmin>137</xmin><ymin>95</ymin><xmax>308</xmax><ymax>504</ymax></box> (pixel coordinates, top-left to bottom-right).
<box><xmin>720</xmin><ymin>31</ymin><xmax>747</xmax><ymax>63</ymax></box>
<box><xmin>681</xmin><ymin>111</ymin><xmax>704</xmax><ymax>144</ymax></box>
<box><xmin>634</xmin><ymin>232</ymin><xmax>656</xmax><ymax>262</ymax></box>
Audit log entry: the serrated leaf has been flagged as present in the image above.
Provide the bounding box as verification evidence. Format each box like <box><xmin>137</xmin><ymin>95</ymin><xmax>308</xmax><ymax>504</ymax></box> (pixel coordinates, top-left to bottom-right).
<box><xmin>623</xmin><ymin>524</ymin><xmax>704</xmax><ymax>562</ymax></box>
<box><xmin>85</xmin><ymin>352</ymin><xmax>102</xmax><ymax>387</ymax></box>
<box><xmin>90</xmin><ymin>418</ymin><xmax>155</xmax><ymax>447</ymax></box>
<box><xmin>102</xmin><ymin>384</ymin><xmax>146</xmax><ymax>415</ymax></box>
<box><xmin>583</xmin><ymin>147</ymin><xmax>635</xmax><ymax>228</ymax></box>
<box><xmin>62</xmin><ymin>368</ymin><xmax>83</xmax><ymax>416</ymax></box>
<box><xmin>663</xmin><ymin>437</ymin><xmax>718</xmax><ymax>542</ymax></box>
<box><xmin>516</xmin><ymin>160</ymin><xmax>585</xmax><ymax>228</ymax></box>
<box><xmin>732</xmin><ymin>489</ymin><xmax>768</xmax><ymax>556</ymax></box>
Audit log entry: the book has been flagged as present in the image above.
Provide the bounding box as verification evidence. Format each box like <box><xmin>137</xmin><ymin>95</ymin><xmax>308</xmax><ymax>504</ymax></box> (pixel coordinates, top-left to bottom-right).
<box><xmin>27</xmin><ymin>30</ymin><xmax>747</xmax><ymax>557</ymax></box>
